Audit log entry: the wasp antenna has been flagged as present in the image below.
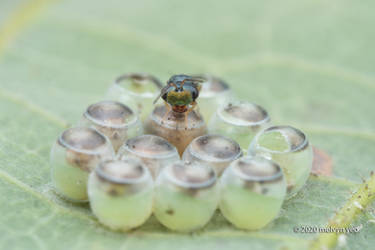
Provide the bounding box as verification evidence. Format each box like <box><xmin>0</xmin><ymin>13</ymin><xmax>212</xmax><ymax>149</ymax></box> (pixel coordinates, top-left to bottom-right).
<box><xmin>153</xmin><ymin>84</ymin><xmax>172</xmax><ymax>104</ymax></box>
<box><xmin>180</xmin><ymin>79</ymin><xmax>187</xmax><ymax>88</ymax></box>
<box><xmin>191</xmin><ymin>77</ymin><xmax>205</xmax><ymax>83</ymax></box>
<box><xmin>170</xmin><ymin>82</ymin><xmax>178</xmax><ymax>88</ymax></box>
<box><xmin>153</xmin><ymin>93</ymin><xmax>162</xmax><ymax>104</ymax></box>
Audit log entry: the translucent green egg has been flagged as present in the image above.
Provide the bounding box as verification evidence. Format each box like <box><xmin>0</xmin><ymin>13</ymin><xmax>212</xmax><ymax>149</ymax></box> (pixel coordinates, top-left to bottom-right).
<box><xmin>209</xmin><ymin>101</ymin><xmax>270</xmax><ymax>149</ymax></box>
<box><xmin>80</xmin><ymin>101</ymin><xmax>143</xmax><ymax>152</ymax></box>
<box><xmin>219</xmin><ymin>156</ymin><xmax>286</xmax><ymax>230</ymax></box>
<box><xmin>248</xmin><ymin>125</ymin><xmax>313</xmax><ymax>199</ymax></box>
<box><xmin>117</xmin><ymin>134</ymin><xmax>180</xmax><ymax>178</ymax></box>
<box><xmin>50</xmin><ymin>127</ymin><xmax>114</xmax><ymax>202</ymax></box>
<box><xmin>88</xmin><ymin>159</ymin><xmax>153</xmax><ymax>231</ymax></box>
<box><xmin>182</xmin><ymin>134</ymin><xmax>242</xmax><ymax>176</ymax></box>
<box><xmin>194</xmin><ymin>74</ymin><xmax>233</xmax><ymax>122</ymax></box>
<box><xmin>153</xmin><ymin>161</ymin><xmax>219</xmax><ymax>232</ymax></box>
<box><xmin>106</xmin><ymin>73</ymin><xmax>163</xmax><ymax>121</ymax></box>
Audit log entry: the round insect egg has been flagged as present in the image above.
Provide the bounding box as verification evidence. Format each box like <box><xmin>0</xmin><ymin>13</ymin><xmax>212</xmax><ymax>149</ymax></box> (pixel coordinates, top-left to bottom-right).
<box><xmin>80</xmin><ymin>101</ymin><xmax>142</xmax><ymax>152</ymax></box>
<box><xmin>248</xmin><ymin>125</ymin><xmax>313</xmax><ymax>199</ymax></box>
<box><xmin>194</xmin><ymin>74</ymin><xmax>233</xmax><ymax>122</ymax></box>
<box><xmin>117</xmin><ymin>135</ymin><xmax>180</xmax><ymax>178</ymax></box>
<box><xmin>154</xmin><ymin>161</ymin><xmax>219</xmax><ymax>232</ymax></box>
<box><xmin>50</xmin><ymin>127</ymin><xmax>114</xmax><ymax>202</ymax></box>
<box><xmin>219</xmin><ymin>156</ymin><xmax>286</xmax><ymax>230</ymax></box>
<box><xmin>145</xmin><ymin>105</ymin><xmax>207</xmax><ymax>156</ymax></box>
<box><xmin>106</xmin><ymin>73</ymin><xmax>163</xmax><ymax>121</ymax></box>
<box><xmin>182</xmin><ymin>134</ymin><xmax>242</xmax><ymax>176</ymax></box>
<box><xmin>209</xmin><ymin>101</ymin><xmax>270</xmax><ymax>149</ymax></box>
<box><xmin>88</xmin><ymin>159</ymin><xmax>153</xmax><ymax>231</ymax></box>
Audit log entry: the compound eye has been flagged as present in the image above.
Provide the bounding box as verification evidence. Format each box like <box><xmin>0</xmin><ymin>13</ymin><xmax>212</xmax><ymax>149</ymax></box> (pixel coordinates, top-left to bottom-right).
<box><xmin>162</xmin><ymin>86</ymin><xmax>175</xmax><ymax>100</ymax></box>
<box><xmin>191</xmin><ymin>88</ymin><xmax>199</xmax><ymax>100</ymax></box>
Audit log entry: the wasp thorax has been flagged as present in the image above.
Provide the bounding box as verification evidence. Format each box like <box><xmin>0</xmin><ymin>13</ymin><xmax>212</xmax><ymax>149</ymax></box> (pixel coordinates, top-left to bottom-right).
<box><xmin>182</xmin><ymin>134</ymin><xmax>242</xmax><ymax>176</ymax></box>
<box><xmin>50</xmin><ymin>127</ymin><xmax>114</xmax><ymax>202</ymax></box>
<box><xmin>195</xmin><ymin>74</ymin><xmax>233</xmax><ymax>122</ymax></box>
<box><xmin>154</xmin><ymin>161</ymin><xmax>219</xmax><ymax>232</ymax></box>
<box><xmin>81</xmin><ymin>101</ymin><xmax>142</xmax><ymax>152</ymax></box>
<box><xmin>209</xmin><ymin>101</ymin><xmax>270</xmax><ymax>149</ymax></box>
<box><xmin>145</xmin><ymin>105</ymin><xmax>207</xmax><ymax>155</ymax></box>
<box><xmin>106</xmin><ymin>73</ymin><xmax>162</xmax><ymax>121</ymax></box>
<box><xmin>117</xmin><ymin>135</ymin><xmax>179</xmax><ymax>178</ymax></box>
<box><xmin>219</xmin><ymin>156</ymin><xmax>286</xmax><ymax>230</ymax></box>
<box><xmin>88</xmin><ymin>159</ymin><xmax>153</xmax><ymax>231</ymax></box>
<box><xmin>248</xmin><ymin>125</ymin><xmax>313</xmax><ymax>199</ymax></box>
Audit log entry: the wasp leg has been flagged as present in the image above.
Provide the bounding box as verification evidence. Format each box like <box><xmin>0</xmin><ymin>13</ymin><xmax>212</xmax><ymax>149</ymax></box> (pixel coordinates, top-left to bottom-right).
<box><xmin>161</xmin><ymin>101</ymin><xmax>171</xmax><ymax>124</ymax></box>
<box><xmin>184</xmin><ymin>101</ymin><xmax>197</xmax><ymax>129</ymax></box>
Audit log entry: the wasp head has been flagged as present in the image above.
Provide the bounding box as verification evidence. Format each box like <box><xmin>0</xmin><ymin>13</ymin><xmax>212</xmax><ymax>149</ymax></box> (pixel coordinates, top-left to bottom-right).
<box><xmin>154</xmin><ymin>74</ymin><xmax>203</xmax><ymax>110</ymax></box>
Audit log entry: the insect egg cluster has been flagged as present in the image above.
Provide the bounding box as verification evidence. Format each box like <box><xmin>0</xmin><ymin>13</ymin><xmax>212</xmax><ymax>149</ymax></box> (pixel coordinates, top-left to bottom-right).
<box><xmin>50</xmin><ymin>72</ymin><xmax>313</xmax><ymax>232</ymax></box>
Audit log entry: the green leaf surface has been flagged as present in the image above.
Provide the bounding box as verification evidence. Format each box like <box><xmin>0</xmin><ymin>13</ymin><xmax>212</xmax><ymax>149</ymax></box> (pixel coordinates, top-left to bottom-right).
<box><xmin>0</xmin><ymin>0</ymin><xmax>374</xmax><ymax>249</ymax></box>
